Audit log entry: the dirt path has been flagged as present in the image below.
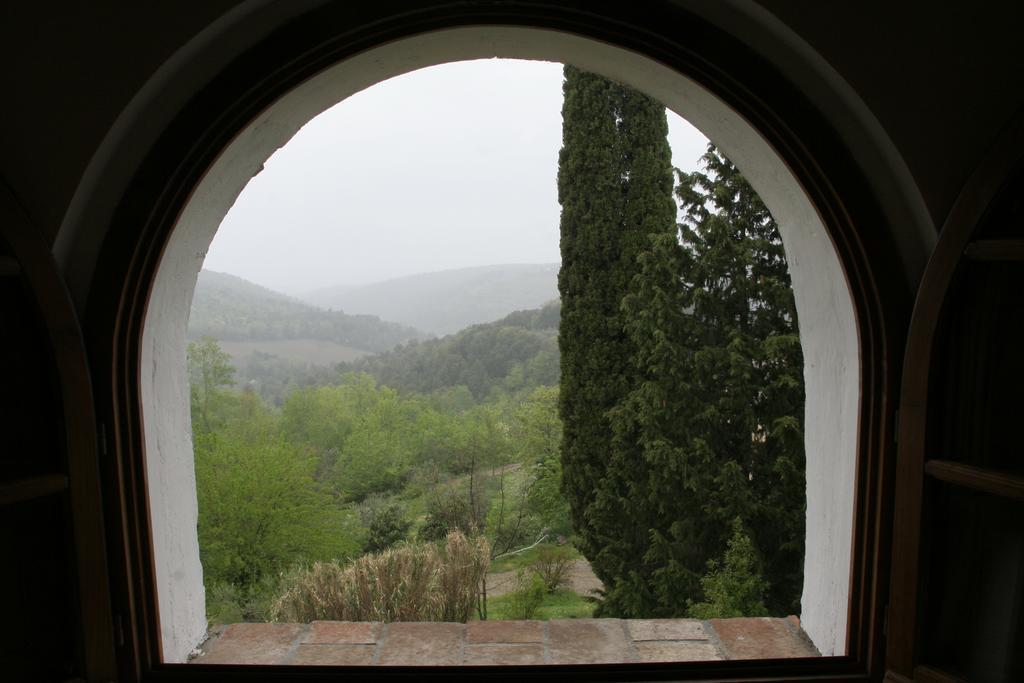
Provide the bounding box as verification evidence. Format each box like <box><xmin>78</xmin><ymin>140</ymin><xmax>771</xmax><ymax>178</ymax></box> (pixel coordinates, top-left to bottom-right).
<box><xmin>484</xmin><ymin>558</ymin><xmax>603</xmax><ymax>598</ymax></box>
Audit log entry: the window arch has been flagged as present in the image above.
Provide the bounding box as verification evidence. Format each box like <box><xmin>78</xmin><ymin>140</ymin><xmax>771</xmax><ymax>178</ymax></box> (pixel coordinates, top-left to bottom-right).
<box><xmin>72</xmin><ymin>4</ymin><xmax>915</xmax><ymax>679</ymax></box>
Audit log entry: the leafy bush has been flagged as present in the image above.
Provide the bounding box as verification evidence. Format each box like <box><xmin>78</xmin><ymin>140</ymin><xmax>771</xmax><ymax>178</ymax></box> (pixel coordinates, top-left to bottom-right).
<box><xmin>504</xmin><ymin>569</ymin><xmax>546</xmax><ymax>620</ymax></box>
<box><xmin>363</xmin><ymin>502</ymin><xmax>412</xmax><ymax>553</ymax></box>
<box><xmin>205</xmin><ymin>582</ymin><xmax>245</xmax><ymax>625</ymax></box>
<box><xmin>270</xmin><ymin>531</ymin><xmax>490</xmax><ymax>623</ymax></box>
<box><xmin>418</xmin><ymin>493</ymin><xmax>484</xmax><ymax>541</ymax></box>
<box><xmin>205</xmin><ymin>576</ymin><xmax>280</xmax><ymax>625</ymax></box>
<box><xmin>531</xmin><ymin>545</ymin><xmax>573</xmax><ymax>593</ymax></box>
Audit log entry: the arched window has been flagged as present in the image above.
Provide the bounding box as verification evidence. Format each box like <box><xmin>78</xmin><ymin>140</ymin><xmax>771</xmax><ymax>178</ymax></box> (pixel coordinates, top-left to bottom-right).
<box><xmin>74</xmin><ymin>4</ymin><xmax>917</xmax><ymax>680</ymax></box>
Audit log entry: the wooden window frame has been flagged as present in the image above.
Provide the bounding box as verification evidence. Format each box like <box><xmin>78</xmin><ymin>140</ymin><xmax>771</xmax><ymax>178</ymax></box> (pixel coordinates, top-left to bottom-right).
<box><xmin>885</xmin><ymin>117</ymin><xmax>1024</xmax><ymax>683</ymax></box>
<box><xmin>84</xmin><ymin>3</ymin><xmax>908</xmax><ymax>681</ymax></box>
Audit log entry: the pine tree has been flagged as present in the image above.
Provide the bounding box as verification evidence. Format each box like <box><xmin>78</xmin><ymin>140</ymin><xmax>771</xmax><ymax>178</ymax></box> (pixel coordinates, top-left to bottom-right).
<box><xmin>676</xmin><ymin>145</ymin><xmax>805</xmax><ymax>614</ymax></box>
<box><xmin>605</xmin><ymin>143</ymin><xmax>805</xmax><ymax>616</ymax></box>
<box><xmin>556</xmin><ymin>66</ymin><xmax>677</xmax><ymax>614</ymax></box>
<box><xmin>687</xmin><ymin>517</ymin><xmax>769</xmax><ymax>619</ymax></box>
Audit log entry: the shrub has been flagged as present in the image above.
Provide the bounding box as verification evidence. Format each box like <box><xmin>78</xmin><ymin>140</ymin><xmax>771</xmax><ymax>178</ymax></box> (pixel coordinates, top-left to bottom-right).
<box><xmin>418</xmin><ymin>494</ymin><xmax>483</xmax><ymax>541</ymax></box>
<box><xmin>363</xmin><ymin>503</ymin><xmax>412</xmax><ymax>553</ymax></box>
<box><xmin>531</xmin><ymin>545</ymin><xmax>573</xmax><ymax>593</ymax></box>
<box><xmin>270</xmin><ymin>531</ymin><xmax>490</xmax><ymax>623</ymax></box>
<box><xmin>205</xmin><ymin>582</ymin><xmax>245</xmax><ymax>625</ymax></box>
<box><xmin>687</xmin><ymin>517</ymin><xmax>769</xmax><ymax>619</ymax></box>
<box><xmin>504</xmin><ymin>569</ymin><xmax>546</xmax><ymax>620</ymax></box>
<box><xmin>205</xmin><ymin>576</ymin><xmax>279</xmax><ymax>625</ymax></box>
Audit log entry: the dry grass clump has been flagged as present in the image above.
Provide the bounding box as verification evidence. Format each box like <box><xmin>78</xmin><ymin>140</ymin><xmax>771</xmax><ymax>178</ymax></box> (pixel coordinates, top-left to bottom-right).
<box><xmin>270</xmin><ymin>531</ymin><xmax>489</xmax><ymax>623</ymax></box>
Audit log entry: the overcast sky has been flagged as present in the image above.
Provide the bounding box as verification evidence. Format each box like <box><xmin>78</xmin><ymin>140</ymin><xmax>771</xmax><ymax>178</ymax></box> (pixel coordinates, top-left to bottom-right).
<box><xmin>203</xmin><ymin>59</ymin><xmax>709</xmax><ymax>295</ymax></box>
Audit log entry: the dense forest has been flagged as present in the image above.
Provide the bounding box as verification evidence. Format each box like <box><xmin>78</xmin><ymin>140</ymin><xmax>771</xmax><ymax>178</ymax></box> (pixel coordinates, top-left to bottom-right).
<box><xmin>338</xmin><ymin>301</ymin><xmax>560</xmax><ymax>401</ymax></box>
<box><xmin>189</xmin><ymin>270</ymin><xmax>425</xmax><ymax>350</ymax></box>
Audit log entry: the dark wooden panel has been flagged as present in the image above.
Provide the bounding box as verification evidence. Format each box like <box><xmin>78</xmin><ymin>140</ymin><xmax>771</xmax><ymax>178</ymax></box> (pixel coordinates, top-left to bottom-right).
<box><xmin>0</xmin><ymin>474</ymin><xmax>69</xmax><ymax>504</ymax></box>
<box><xmin>888</xmin><ymin>115</ymin><xmax>1024</xmax><ymax>679</ymax></box>
<box><xmin>0</xmin><ymin>255</ymin><xmax>19</xmax><ymax>276</ymax></box>
<box><xmin>0</xmin><ymin>185</ymin><xmax>116</xmax><ymax>680</ymax></box>
<box><xmin>0</xmin><ymin>269</ymin><xmax>65</xmax><ymax>482</ymax></box>
<box><xmin>922</xmin><ymin>484</ymin><xmax>1024</xmax><ymax>683</ymax></box>
<box><xmin>0</xmin><ymin>495</ymin><xmax>79</xmax><ymax>681</ymax></box>
<box><xmin>925</xmin><ymin>461</ymin><xmax>1024</xmax><ymax>501</ymax></box>
<box><xmin>915</xmin><ymin>665</ymin><xmax>970</xmax><ymax>683</ymax></box>
<box><xmin>963</xmin><ymin>239</ymin><xmax>1024</xmax><ymax>261</ymax></box>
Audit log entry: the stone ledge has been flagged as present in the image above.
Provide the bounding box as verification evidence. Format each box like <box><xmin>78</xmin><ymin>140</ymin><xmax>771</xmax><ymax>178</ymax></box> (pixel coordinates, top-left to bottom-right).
<box><xmin>192</xmin><ymin>617</ymin><xmax>819</xmax><ymax>666</ymax></box>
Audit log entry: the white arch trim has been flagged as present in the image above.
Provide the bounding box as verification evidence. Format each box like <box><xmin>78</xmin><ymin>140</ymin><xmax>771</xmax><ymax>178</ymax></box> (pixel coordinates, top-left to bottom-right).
<box><xmin>142</xmin><ymin>27</ymin><xmax>859</xmax><ymax>661</ymax></box>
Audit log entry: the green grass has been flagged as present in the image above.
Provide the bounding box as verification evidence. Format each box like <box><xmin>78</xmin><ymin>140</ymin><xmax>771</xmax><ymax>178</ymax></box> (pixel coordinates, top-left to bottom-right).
<box><xmin>483</xmin><ymin>588</ymin><xmax>595</xmax><ymax>620</ymax></box>
<box><xmin>489</xmin><ymin>542</ymin><xmax>582</xmax><ymax>573</ymax></box>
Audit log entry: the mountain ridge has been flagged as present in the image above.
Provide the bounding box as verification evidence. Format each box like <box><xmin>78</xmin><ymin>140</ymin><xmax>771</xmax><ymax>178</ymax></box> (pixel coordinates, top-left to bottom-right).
<box><xmin>301</xmin><ymin>262</ymin><xmax>560</xmax><ymax>335</ymax></box>
<box><xmin>188</xmin><ymin>269</ymin><xmax>425</xmax><ymax>352</ymax></box>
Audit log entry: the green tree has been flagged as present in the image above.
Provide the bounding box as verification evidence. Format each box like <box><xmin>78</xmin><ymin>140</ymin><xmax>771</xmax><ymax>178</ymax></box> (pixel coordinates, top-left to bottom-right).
<box><xmin>187</xmin><ymin>336</ymin><xmax>235</xmax><ymax>432</ymax></box>
<box><xmin>194</xmin><ymin>430</ymin><xmax>361</xmax><ymax>596</ymax></box>
<box><xmin>329</xmin><ymin>379</ymin><xmax>424</xmax><ymax>501</ymax></box>
<box><xmin>556</xmin><ymin>66</ymin><xmax>677</xmax><ymax>614</ymax></box>
<box><xmin>515</xmin><ymin>387</ymin><xmax>572</xmax><ymax>537</ymax></box>
<box><xmin>687</xmin><ymin>517</ymin><xmax>769</xmax><ymax>619</ymax></box>
<box><xmin>675</xmin><ymin>145</ymin><xmax>805</xmax><ymax>614</ymax></box>
<box><xmin>604</xmin><ymin>143</ymin><xmax>805</xmax><ymax>616</ymax></box>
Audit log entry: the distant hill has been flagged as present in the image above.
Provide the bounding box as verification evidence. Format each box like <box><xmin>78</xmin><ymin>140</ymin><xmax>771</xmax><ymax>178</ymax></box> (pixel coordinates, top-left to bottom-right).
<box><xmin>302</xmin><ymin>263</ymin><xmax>560</xmax><ymax>336</ymax></box>
<box><xmin>188</xmin><ymin>270</ymin><xmax>425</xmax><ymax>353</ymax></box>
<box><xmin>341</xmin><ymin>300</ymin><xmax>561</xmax><ymax>400</ymax></box>
<box><xmin>216</xmin><ymin>339</ymin><xmax>371</xmax><ymax>365</ymax></box>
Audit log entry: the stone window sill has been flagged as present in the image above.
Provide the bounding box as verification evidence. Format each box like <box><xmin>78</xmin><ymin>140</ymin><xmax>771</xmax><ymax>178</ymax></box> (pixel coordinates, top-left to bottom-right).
<box><xmin>191</xmin><ymin>617</ymin><xmax>818</xmax><ymax>666</ymax></box>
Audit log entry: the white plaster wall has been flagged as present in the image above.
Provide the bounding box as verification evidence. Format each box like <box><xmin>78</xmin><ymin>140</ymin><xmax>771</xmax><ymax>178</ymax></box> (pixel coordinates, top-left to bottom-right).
<box><xmin>142</xmin><ymin>27</ymin><xmax>857</xmax><ymax>660</ymax></box>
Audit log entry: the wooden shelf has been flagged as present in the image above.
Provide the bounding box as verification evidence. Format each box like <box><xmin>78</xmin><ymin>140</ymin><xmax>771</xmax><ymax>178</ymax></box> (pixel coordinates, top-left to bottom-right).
<box><xmin>963</xmin><ymin>239</ymin><xmax>1024</xmax><ymax>261</ymax></box>
<box><xmin>0</xmin><ymin>474</ymin><xmax>69</xmax><ymax>505</ymax></box>
<box><xmin>915</xmin><ymin>665</ymin><xmax>970</xmax><ymax>683</ymax></box>
<box><xmin>0</xmin><ymin>255</ymin><xmax>20</xmax><ymax>276</ymax></box>
<box><xmin>925</xmin><ymin>460</ymin><xmax>1024</xmax><ymax>501</ymax></box>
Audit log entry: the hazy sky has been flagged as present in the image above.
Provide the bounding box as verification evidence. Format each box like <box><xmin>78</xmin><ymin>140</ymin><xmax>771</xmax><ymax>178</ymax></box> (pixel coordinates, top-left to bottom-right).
<box><xmin>204</xmin><ymin>59</ymin><xmax>709</xmax><ymax>295</ymax></box>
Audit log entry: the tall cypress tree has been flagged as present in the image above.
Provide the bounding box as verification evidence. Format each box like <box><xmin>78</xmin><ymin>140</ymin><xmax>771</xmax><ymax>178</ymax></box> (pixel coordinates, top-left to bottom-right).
<box><xmin>557</xmin><ymin>66</ymin><xmax>677</xmax><ymax>614</ymax></box>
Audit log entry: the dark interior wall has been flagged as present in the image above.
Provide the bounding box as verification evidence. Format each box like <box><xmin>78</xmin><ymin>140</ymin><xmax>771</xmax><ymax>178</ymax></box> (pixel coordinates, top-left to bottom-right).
<box><xmin>756</xmin><ymin>0</ymin><xmax>1024</xmax><ymax>228</ymax></box>
<box><xmin>2</xmin><ymin>1</ymin><xmax>1023</xmax><ymax>251</ymax></box>
<box><xmin>0</xmin><ymin>2</ymin><xmax>244</xmax><ymax>245</ymax></box>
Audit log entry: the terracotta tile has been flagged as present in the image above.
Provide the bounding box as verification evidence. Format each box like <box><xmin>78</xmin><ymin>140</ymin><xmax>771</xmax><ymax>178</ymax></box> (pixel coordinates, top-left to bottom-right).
<box><xmin>286</xmin><ymin>644</ymin><xmax>375</xmax><ymax>665</ymax></box>
<box><xmin>548</xmin><ymin>619</ymin><xmax>631</xmax><ymax>664</ymax></box>
<box><xmin>303</xmin><ymin>621</ymin><xmax>380</xmax><ymax>644</ymax></box>
<box><xmin>194</xmin><ymin>623</ymin><xmax>303</xmax><ymax>664</ymax></box>
<box><xmin>627</xmin><ymin>619</ymin><xmax>707</xmax><ymax>641</ymax></box>
<box><xmin>709</xmin><ymin>617</ymin><xmax>819</xmax><ymax>660</ymax></box>
<box><xmin>377</xmin><ymin>622</ymin><xmax>465</xmax><ymax>665</ymax></box>
<box><xmin>463</xmin><ymin>643</ymin><xmax>546</xmax><ymax>665</ymax></box>
<box><xmin>634</xmin><ymin>641</ymin><xmax>722</xmax><ymax>662</ymax></box>
<box><xmin>466</xmin><ymin>620</ymin><xmax>543</xmax><ymax>644</ymax></box>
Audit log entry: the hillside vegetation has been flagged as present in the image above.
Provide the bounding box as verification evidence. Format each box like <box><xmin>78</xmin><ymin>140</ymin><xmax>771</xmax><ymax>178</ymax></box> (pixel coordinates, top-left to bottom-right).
<box><xmin>340</xmin><ymin>300</ymin><xmax>560</xmax><ymax>401</ymax></box>
<box><xmin>189</xmin><ymin>333</ymin><xmax>571</xmax><ymax>625</ymax></box>
<box><xmin>189</xmin><ymin>270</ymin><xmax>425</xmax><ymax>352</ymax></box>
<box><xmin>302</xmin><ymin>263</ymin><xmax>559</xmax><ymax>335</ymax></box>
